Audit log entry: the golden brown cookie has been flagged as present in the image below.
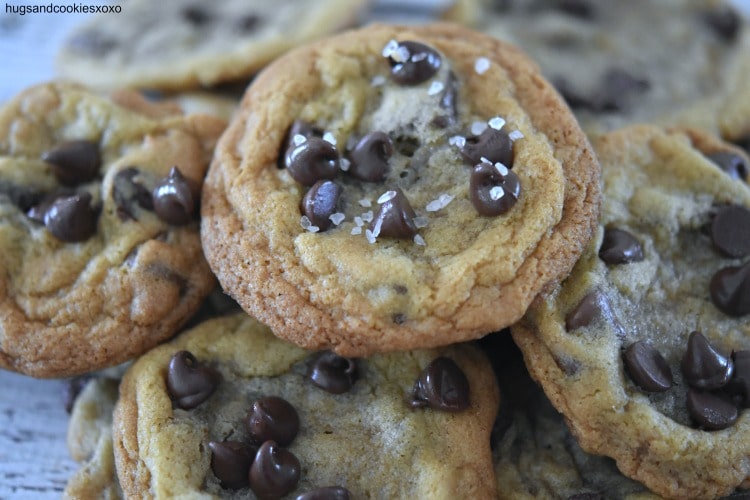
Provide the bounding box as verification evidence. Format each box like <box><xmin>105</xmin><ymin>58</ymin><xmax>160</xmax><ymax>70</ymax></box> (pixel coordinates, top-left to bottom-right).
<box><xmin>112</xmin><ymin>313</ymin><xmax>499</xmax><ymax>498</ymax></box>
<box><xmin>201</xmin><ymin>23</ymin><xmax>601</xmax><ymax>356</ymax></box>
<box><xmin>512</xmin><ymin>125</ymin><xmax>750</xmax><ymax>498</ymax></box>
<box><xmin>0</xmin><ymin>82</ymin><xmax>224</xmax><ymax>377</ymax></box>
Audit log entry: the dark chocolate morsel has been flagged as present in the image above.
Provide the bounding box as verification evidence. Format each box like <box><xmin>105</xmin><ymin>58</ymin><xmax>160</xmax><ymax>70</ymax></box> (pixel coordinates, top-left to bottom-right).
<box><xmin>599</xmin><ymin>227</ymin><xmax>644</xmax><ymax>264</ymax></box>
<box><xmin>369</xmin><ymin>188</ymin><xmax>418</xmax><ymax>239</ymax></box>
<box><xmin>182</xmin><ymin>5</ymin><xmax>211</xmax><ymax>25</ymax></box>
<box><xmin>152</xmin><ymin>166</ymin><xmax>195</xmax><ymax>225</ymax></box>
<box><xmin>726</xmin><ymin>350</ymin><xmax>750</xmax><ymax>408</ymax></box>
<box><xmin>703</xmin><ymin>5</ymin><xmax>741</xmax><ymax>42</ymax></box>
<box><xmin>113</xmin><ymin>167</ymin><xmax>153</xmax><ymax>221</ymax></box>
<box><xmin>278</xmin><ymin>120</ymin><xmax>321</xmax><ymax>169</ymax></box>
<box><xmin>460</xmin><ymin>128</ymin><xmax>513</xmax><ymax>167</ymax></box>
<box><xmin>555</xmin><ymin>0</ymin><xmax>595</xmax><ymax>19</ymax></box>
<box><xmin>432</xmin><ymin>71</ymin><xmax>459</xmax><ymax>128</ymax></box>
<box><xmin>711</xmin><ymin>205</ymin><xmax>750</xmax><ymax>258</ymax></box>
<box><xmin>0</xmin><ymin>181</ymin><xmax>45</xmax><ymax>213</ymax></box>
<box><xmin>410</xmin><ymin>357</ymin><xmax>470</xmax><ymax>412</ymax></box>
<box><xmin>295</xmin><ymin>486</ymin><xmax>352</xmax><ymax>500</ymax></box>
<box><xmin>44</xmin><ymin>192</ymin><xmax>98</xmax><ymax>242</ymax></box>
<box><xmin>623</xmin><ymin>341</ymin><xmax>673</xmax><ymax>392</ymax></box>
<box><xmin>348</xmin><ymin>131</ymin><xmax>393</xmax><ymax>182</ymax></box>
<box><xmin>386</xmin><ymin>40</ymin><xmax>441</xmax><ymax>85</ymax></box>
<box><xmin>62</xmin><ymin>375</ymin><xmax>93</xmax><ymax>414</ymax></box>
<box><xmin>681</xmin><ymin>331</ymin><xmax>734</xmax><ymax>390</ymax></box>
<box><xmin>710</xmin><ymin>262</ymin><xmax>750</xmax><ymax>317</ymax></box>
<box><xmin>686</xmin><ymin>389</ymin><xmax>738</xmax><ymax>430</ymax></box>
<box><xmin>246</xmin><ymin>396</ymin><xmax>300</xmax><ymax>447</ymax></box>
<box><xmin>42</xmin><ymin>140</ymin><xmax>101</xmax><ymax>186</ymax></box>
<box><xmin>285</xmin><ymin>136</ymin><xmax>340</xmax><ymax>186</ymax></box>
<box><xmin>565</xmin><ymin>290</ymin><xmax>615</xmax><ymax>332</ymax></box>
<box><xmin>166</xmin><ymin>350</ymin><xmax>220</xmax><ymax>410</ymax></box>
<box><xmin>705</xmin><ymin>151</ymin><xmax>748</xmax><ymax>181</ymax></box>
<box><xmin>469</xmin><ymin>161</ymin><xmax>521</xmax><ymax>216</ymax></box>
<box><xmin>65</xmin><ymin>29</ymin><xmax>116</xmax><ymax>56</ymax></box>
<box><xmin>26</xmin><ymin>191</ymin><xmax>70</xmax><ymax>223</ymax></box>
<box><xmin>249</xmin><ymin>441</ymin><xmax>301</xmax><ymax>499</ymax></box>
<box><xmin>596</xmin><ymin>68</ymin><xmax>650</xmax><ymax>112</ymax></box>
<box><xmin>301</xmin><ymin>180</ymin><xmax>341</xmax><ymax>231</ymax></box>
<box><xmin>307</xmin><ymin>351</ymin><xmax>358</xmax><ymax>394</ymax></box>
<box><xmin>208</xmin><ymin>441</ymin><xmax>256</xmax><ymax>490</ymax></box>
<box><xmin>236</xmin><ymin>14</ymin><xmax>260</xmax><ymax>32</ymax></box>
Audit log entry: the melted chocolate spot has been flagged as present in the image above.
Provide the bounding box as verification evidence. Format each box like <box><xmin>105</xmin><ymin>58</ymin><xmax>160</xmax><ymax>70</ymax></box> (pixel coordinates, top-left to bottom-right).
<box><xmin>246</xmin><ymin>396</ymin><xmax>300</xmax><ymax>447</ymax></box>
<box><xmin>295</xmin><ymin>486</ymin><xmax>352</xmax><ymax>500</ymax></box>
<box><xmin>565</xmin><ymin>290</ymin><xmax>619</xmax><ymax>333</ymax></box>
<box><xmin>711</xmin><ymin>205</ymin><xmax>750</xmax><ymax>258</ymax></box>
<box><xmin>249</xmin><ymin>441</ymin><xmax>301</xmax><ymax>499</ymax></box>
<box><xmin>686</xmin><ymin>389</ymin><xmax>738</xmax><ymax>430</ymax></box>
<box><xmin>681</xmin><ymin>331</ymin><xmax>734</xmax><ymax>390</ymax></box>
<box><xmin>113</xmin><ymin>167</ymin><xmax>153</xmax><ymax>221</ymax></box>
<box><xmin>348</xmin><ymin>131</ymin><xmax>393</xmax><ymax>182</ymax></box>
<box><xmin>44</xmin><ymin>192</ymin><xmax>98</xmax><ymax>242</ymax></box>
<box><xmin>460</xmin><ymin>128</ymin><xmax>513</xmax><ymax>167</ymax></box>
<box><xmin>307</xmin><ymin>351</ymin><xmax>358</xmax><ymax>394</ymax></box>
<box><xmin>469</xmin><ymin>161</ymin><xmax>521</xmax><ymax>216</ymax></box>
<box><xmin>710</xmin><ymin>262</ymin><xmax>750</xmax><ymax>317</ymax></box>
<box><xmin>208</xmin><ymin>441</ymin><xmax>256</xmax><ymax>490</ymax></box>
<box><xmin>410</xmin><ymin>357</ymin><xmax>470</xmax><ymax>412</ymax></box>
<box><xmin>369</xmin><ymin>188</ymin><xmax>418</xmax><ymax>239</ymax></box>
<box><xmin>301</xmin><ymin>180</ymin><xmax>342</xmax><ymax>231</ymax></box>
<box><xmin>42</xmin><ymin>140</ymin><xmax>100</xmax><ymax>186</ymax></box>
<box><xmin>386</xmin><ymin>40</ymin><xmax>442</xmax><ymax>85</ymax></box>
<box><xmin>623</xmin><ymin>341</ymin><xmax>673</xmax><ymax>392</ymax></box>
<box><xmin>285</xmin><ymin>137</ymin><xmax>340</xmax><ymax>186</ymax></box>
<box><xmin>166</xmin><ymin>351</ymin><xmax>220</xmax><ymax>410</ymax></box>
<box><xmin>705</xmin><ymin>151</ymin><xmax>748</xmax><ymax>181</ymax></box>
<box><xmin>599</xmin><ymin>227</ymin><xmax>644</xmax><ymax>264</ymax></box>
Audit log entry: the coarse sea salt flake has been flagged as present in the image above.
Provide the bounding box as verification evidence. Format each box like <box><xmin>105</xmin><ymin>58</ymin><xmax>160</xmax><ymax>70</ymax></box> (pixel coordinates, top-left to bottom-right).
<box><xmin>426</xmin><ymin>193</ymin><xmax>454</xmax><ymax>212</ymax></box>
<box><xmin>300</xmin><ymin>215</ymin><xmax>312</xmax><ymax>229</ymax></box>
<box><xmin>414</xmin><ymin>234</ymin><xmax>426</xmax><ymax>246</ymax></box>
<box><xmin>365</xmin><ymin>229</ymin><xmax>377</xmax><ymax>244</ymax></box>
<box><xmin>490</xmin><ymin>186</ymin><xmax>505</xmax><ymax>200</ymax></box>
<box><xmin>488</xmin><ymin>116</ymin><xmax>505</xmax><ymax>130</ymax></box>
<box><xmin>382</xmin><ymin>39</ymin><xmax>399</xmax><ymax>57</ymax></box>
<box><xmin>329</xmin><ymin>212</ymin><xmax>345</xmax><ymax>225</ymax></box>
<box><xmin>351</xmin><ymin>226</ymin><xmax>362</xmax><ymax>235</ymax></box>
<box><xmin>322</xmin><ymin>132</ymin><xmax>337</xmax><ymax>146</ymax></box>
<box><xmin>413</xmin><ymin>216</ymin><xmax>429</xmax><ymax>228</ymax></box>
<box><xmin>471</xmin><ymin>121</ymin><xmax>487</xmax><ymax>136</ymax></box>
<box><xmin>371</xmin><ymin>75</ymin><xmax>386</xmax><ymax>87</ymax></box>
<box><xmin>377</xmin><ymin>191</ymin><xmax>397</xmax><ymax>204</ymax></box>
<box><xmin>428</xmin><ymin>81</ymin><xmax>444</xmax><ymax>96</ymax></box>
<box><xmin>358</xmin><ymin>198</ymin><xmax>371</xmax><ymax>208</ymax></box>
<box><xmin>340</xmin><ymin>158</ymin><xmax>351</xmax><ymax>171</ymax></box>
<box><xmin>475</xmin><ymin>57</ymin><xmax>490</xmax><ymax>75</ymax></box>
<box><xmin>361</xmin><ymin>211</ymin><xmax>374</xmax><ymax>223</ymax></box>
<box><xmin>449</xmin><ymin>135</ymin><xmax>466</xmax><ymax>148</ymax></box>
<box><xmin>307</xmin><ymin>225</ymin><xmax>320</xmax><ymax>233</ymax></box>
<box><xmin>354</xmin><ymin>216</ymin><xmax>364</xmax><ymax>227</ymax></box>
<box><xmin>494</xmin><ymin>162</ymin><xmax>509</xmax><ymax>176</ymax></box>
<box><xmin>508</xmin><ymin>130</ymin><xmax>524</xmax><ymax>141</ymax></box>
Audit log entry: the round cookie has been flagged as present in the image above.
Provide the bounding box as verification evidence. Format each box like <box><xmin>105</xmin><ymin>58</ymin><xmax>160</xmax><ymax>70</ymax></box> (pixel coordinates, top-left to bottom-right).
<box><xmin>56</xmin><ymin>0</ymin><xmax>370</xmax><ymax>91</ymax></box>
<box><xmin>201</xmin><ymin>22</ymin><xmax>601</xmax><ymax>356</ymax></box>
<box><xmin>0</xmin><ymin>82</ymin><xmax>224</xmax><ymax>377</ymax></box>
<box><xmin>112</xmin><ymin>313</ymin><xmax>499</xmax><ymax>498</ymax></box>
<box><xmin>511</xmin><ymin>125</ymin><xmax>750</xmax><ymax>498</ymax></box>
<box><xmin>442</xmin><ymin>0</ymin><xmax>750</xmax><ymax>140</ymax></box>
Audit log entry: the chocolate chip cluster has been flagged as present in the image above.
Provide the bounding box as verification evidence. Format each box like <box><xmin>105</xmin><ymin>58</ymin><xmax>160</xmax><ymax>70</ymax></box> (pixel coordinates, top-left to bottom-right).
<box><xmin>279</xmin><ymin>40</ymin><xmax>523</xmax><ymax>247</ymax></box>
<box><xmin>164</xmin><ymin>349</ymin><xmax>471</xmax><ymax>498</ymax></box>
<box><xmin>21</xmin><ymin>140</ymin><xmax>197</xmax><ymax>242</ymax></box>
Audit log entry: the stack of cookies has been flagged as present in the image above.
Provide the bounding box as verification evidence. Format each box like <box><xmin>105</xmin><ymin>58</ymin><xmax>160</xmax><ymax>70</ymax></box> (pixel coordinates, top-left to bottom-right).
<box><xmin>1</xmin><ymin>0</ymin><xmax>749</xmax><ymax>498</ymax></box>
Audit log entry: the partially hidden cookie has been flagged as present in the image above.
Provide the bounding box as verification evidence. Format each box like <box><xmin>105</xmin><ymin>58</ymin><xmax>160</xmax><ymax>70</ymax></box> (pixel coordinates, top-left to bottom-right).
<box><xmin>56</xmin><ymin>0</ymin><xmax>370</xmax><ymax>91</ymax></box>
<box><xmin>112</xmin><ymin>313</ymin><xmax>499</xmax><ymax>498</ymax></box>
<box><xmin>443</xmin><ymin>0</ymin><xmax>750</xmax><ymax>140</ymax></box>
<box><xmin>0</xmin><ymin>82</ymin><xmax>224</xmax><ymax>377</ymax></box>
<box><xmin>512</xmin><ymin>125</ymin><xmax>750</xmax><ymax>498</ymax></box>
<box><xmin>201</xmin><ymin>22</ymin><xmax>601</xmax><ymax>356</ymax></box>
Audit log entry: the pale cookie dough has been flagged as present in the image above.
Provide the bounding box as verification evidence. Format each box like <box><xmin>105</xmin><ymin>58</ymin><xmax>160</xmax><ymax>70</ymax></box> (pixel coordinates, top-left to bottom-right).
<box><xmin>201</xmin><ymin>23</ymin><xmax>601</xmax><ymax>356</ymax></box>
<box><xmin>512</xmin><ymin>125</ymin><xmax>750</xmax><ymax>499</ymax></box>
<box><xmin>56</xmin><ymin>0</ymin><xmax>370</xmax><ymax>91</ymax></box>
<box><xmin>0</xmin><ymin>82</ymin><xmax>224</xmax><ymax>377</ymax></box>
<box><xmin>112</xmin><ymin>313</ymin><xmax>499</xmax><ymax>499</ymax></box>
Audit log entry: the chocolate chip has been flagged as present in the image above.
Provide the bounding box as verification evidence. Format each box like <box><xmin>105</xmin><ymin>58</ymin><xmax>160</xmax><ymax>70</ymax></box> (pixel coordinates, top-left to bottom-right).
<box><xmin>460</xmin><ymin>128</ymin><xmax>513</xmax><ymax>167</ymax></box>
<box><xmin>42</xmin><ymin>140</ymin><xmax>101</xmax><ymax>186</ymax></box>
<box><xmin>598</xmin><ymin>227</ymin><xmax>644</xmax><ymax>264</ymax></box>
<box><xmin>726</xmin><ymin>350</ymin><xmax>750</xmax><ymax>408</ymax></box>
<box><xmin>166</xmin><ymin>350</ymin><xmax>220</xmax><ymax>410</ymax></box>
<box><xmin>307</xmin><ymin>351</ymin><xmax>358</xmax><ymax>394</ymax></box>
<box><xmin>301</xmin><ymin>180</ymin><xmax>342</xmax><ymax>231</ymax></box>
<box><xmin>553</xmin><ymin>76</ymin><xmax>594</xmax><ymax>111</ymax></box>
<box><xmin>44</xmin><ymin>192</ymin><xmax>98</xmax><ymax>242</ymax></box>
<box><xmin>596</xmin><ymin>68</ymin><xmax>650</xmax><ymax>112</ymax></box>
<box><xmin>711</xmin><ymin>205</ymin><xmax>750</xmax><ymax>258</ymax></box>
<box><xmin>246</xmin><ymin>396</ymin><xmax>300</xmax><ymax>447</ymax></box>
<box><xmin>236</xmin><ymin>14</ymin><xmax>260</xmax><ymax>33</ymax></box>
<box><xmin>369</xmin><ymin>188</ymin><xmax>418</xmax><ymax>239</ymax></box>
<box><xmin>26</xmin><ymin>191</ymin><xmax>68</xmax><ymax>223</ymax></box>
<box><xmin>113</xmin><ymin>167</ymin><xmax>153</xmax><ymax>221</ymax></box>
<box><xmin>623</xmin><ymin>341</ymin><xmax>673</xmax><ymax>392</ymax></box>
<box><xmin>295</xmin><ymin>486</ymin><xmax>352</xmax><ymax>500</ymax></box>
<box><xmin>565</xmin><ymin>290</ymin><xmax>616</xmax><ymax>332</ymax></box>
<box><xmin>0</xmin><ymin>182</ymin><xmax>44</xmax><ymax>213</ymax></box>
<box><xmin>555</xmin><ymin>0</ymin><xmax>595</xmax><ymax>19</ymax></box>
<box><xmin>686</xmin><ymin>389</ymin><xmax>738</xmax><ymax>430</ymax></box>
<box><xmin>703</xmin><ymin>6</ymin><xmax>741</xmax><ymax>42</ymax></box>
<box><xmin>208</xmin><ymin>441</ymin><xmax>256</xmax><ymax>490</ymax></box>
<box><xmin>410</xmin><ymin>357</ymin><xmax>470</xmax><ymax>412</ymax></box>
<box><xmin>348</xmin><ymin>131</ymin><xmax>393</xmax><ymax>182</ymax></box>
<box><xmin>682</xmin><ymin>331</ymin><xmax>734</xmax><ymax>390</ymax></box>
<box><xmin>710</xmin><ymin>261</ymin><xmax>750</xmax><ymax>317</ymax></box>
<box><xmin>469</xmin><ymin>161</ymin><xmax>521</xmax><ymax>216</ymax></box>
<box><xmin>249</xmin><ymin>441</ymin><xmax>301</xmax><ymax>499</ymax></box>
<box><xmin>152</xmin><ymin>166</ymin><xmax>195</xmax><ymax>225</ymax></box>
<box><xmin>62</xmin><ymin>375</ymin><xmax>93</xmax><ymax>414</ymax></box>
<box><xmin>705</xmin><ymin>151</ymin><xmax>748</xmax><ymax>181</ymax></box>
<box><xmin>285</xmin><ymin>137</ymin><xmax>340</xmax><ymax>186</ymax></box>
<box><xmin>278</xmin><ymin>121</ymin><xmax>321</xmax><ymax>169</ymax></box>
<box><xmin>432</xmin><ymin>71</ymin><xmax>459</xmax><ymax>128</ymax></box>
<box><xmin>65</xmin><ymin>29</ymin><xmax>116</xmax><ymax>56</ymax></box>
<box><xmin>182</xmin><ymin>5</ymin><xmax>211</xmax><ymax>26</ymax></box>
<box><xmin>385</xmin><ymin>40</ymin><xmax>441</xmax><ymax>86</ymax></box>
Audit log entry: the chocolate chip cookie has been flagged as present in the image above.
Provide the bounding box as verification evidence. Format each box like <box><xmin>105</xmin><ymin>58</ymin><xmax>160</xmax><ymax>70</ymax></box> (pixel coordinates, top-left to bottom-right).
<box><xmin>56</xmin><ymin>0</ymin><xmax>369</xmax><ymax>91</ymax></box>
<box><xmin>0</xmin><ymin>82</ymin><xmax>224</xmax><ymax>377</ymax></box>
<box><xmin>112</xmin><ymin>313</ymin><xmax>499</xmax><ymax>498</ymax></box>
<box><xmin>201</xmin><ymin>23</ymin><xmax>601</xmax><ymax>356</ymax></box>
<box><xmin>444</xmin><ymin>0</ymin><xmax>750</xmax><ymax>140</ymax></box>
<box><xmin>511</xmin><ymin>125</ymin><xmax>750</xmax><ymax>498</ymax></box>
